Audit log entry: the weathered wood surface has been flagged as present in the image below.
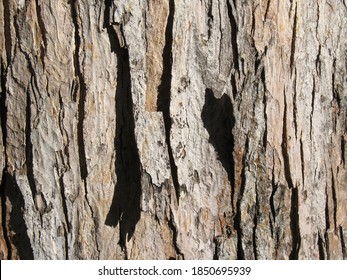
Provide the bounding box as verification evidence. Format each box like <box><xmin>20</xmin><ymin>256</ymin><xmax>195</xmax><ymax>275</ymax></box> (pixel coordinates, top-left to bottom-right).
<box><xmin>0</xmin><ymin>0</ymin><xmax>346</xmax><ymax>259</ymax></box>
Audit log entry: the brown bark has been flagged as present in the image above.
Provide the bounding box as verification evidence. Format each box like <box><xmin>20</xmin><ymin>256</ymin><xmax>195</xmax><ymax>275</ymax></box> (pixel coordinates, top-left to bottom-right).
<box><xmin>0</xmin><ymin>0</ymin><xmax>346</xmax><ymax>259</ymax></box>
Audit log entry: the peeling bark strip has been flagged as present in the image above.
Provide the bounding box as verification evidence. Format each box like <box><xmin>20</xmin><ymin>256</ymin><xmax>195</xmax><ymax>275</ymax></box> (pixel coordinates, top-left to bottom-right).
<box><xmin>145</xmin><ymin>0</ymin><xmax>169</xmax><ymax>112</ymax></box>
<box><xmin>0</xmin><ymin>0</ymin><xmax>346</xmax><ymax>259</ymax></box>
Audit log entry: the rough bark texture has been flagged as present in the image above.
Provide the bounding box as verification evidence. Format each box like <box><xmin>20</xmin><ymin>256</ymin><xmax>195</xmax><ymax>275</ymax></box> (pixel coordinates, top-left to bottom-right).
<box><xmin>0</xmin><ymin>0</ymin><xmax>346</xmax><ymax>260</ymax></box>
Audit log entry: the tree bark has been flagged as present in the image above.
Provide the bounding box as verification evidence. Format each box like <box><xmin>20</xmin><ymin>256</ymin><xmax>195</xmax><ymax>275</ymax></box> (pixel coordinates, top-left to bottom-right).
<box><xmin>0</xmin><ymin>0</ymin><xmax>346</xmax><ymax>260</ymax></box>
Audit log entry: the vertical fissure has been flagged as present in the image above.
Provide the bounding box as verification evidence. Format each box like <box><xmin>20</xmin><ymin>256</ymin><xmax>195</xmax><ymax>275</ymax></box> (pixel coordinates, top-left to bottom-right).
<box><xmin>57</xmin><ymin>166</ymin><xmax>70</xmax><ymax>259</ymax></box>
<box><xmin>264</xmin><ymin>0</ymin><xmax>271</xmax><ymax>21</ymax></box>
<box><xmin>251</xmin><ymin>10</ymin><xmax>255</xmax><ymax>36</ymax></box>
<box><xmin>252</xmin><ymin>188</ymin><xmax>259</xmax><ymax>259</ymax></box>
<box><xmin>0</xmin><ymin>60</ymin><xmax>11</xmax><ymax>259</ymax></box>
<box><xmin>4</xmin><ymin>174</ymin><xmax>34</xmax><ymax>259</ymax></box>
<box><xmin>63</xmin><ymin>226</ymin><xmax>69</xmax><ymax>260</ymax></box>
<box><xmin>34</xmin><ymin>0</ymin><xmax>47</xmax><ymax>65</ymax></box>
<box><xmin>3</xmin><ymin>0</ymin><xmax>12</xmax><ymax>65</ymax></box>
<box><xmin>269</xmin><ymin>161</ymin><xmax>277</xmax><ymax>232</ymax></box>
<box><xmin>289</xmin><ymin>4</ymin><xmax>297</xmax><ymax>73</ymax></box>
<box><xmin>315</xmin><ymin>45</ymin><xmax>321</xmax><ymax>76</ymax></box>
<box><xmin>26</xmin><ymin>80</ymin><xmax>37</xmax><ymax>200</ymax></box>
<box><xmin>168</xmin><ymin>209</ymin><xmax>184</xmax><ymax>259</ymax></box>
<box><xmin>103</xmin><ymin>0</ymin><xmax>118</xmax><ymax>53</ymax></box>
<box><xmin>341</xmin><ymin>136</ymin><xmax>346</xmax><ymax>166</ymax></box>
<box><xmin>315</xmin><ymin>1</ymin><xmax>320</xmax><ymax>40</ymax></box>
<box><xmin>0</xmin><ymin>174</ymin><xmax>11</xmax><ymax>259</ymax></box>
<box><xmin>230</xmin><ymin>74</ymin><xmax>238</xmax><ymax>99</ymax></box>
<box><xmin>58</xmin><ymin>169</ymin><xmax>70</xmax><ymax>232</ymax></box>
<box><xmin>332</xmin><ymin>58</ymin><xmax>341</xmax><ymax>109</ymax></box>
<box><xmin>71</xmin><ymin>0</ymin><xmax>88</xmax><ymax>183</ymax></box>
<box><xmin>289</xmin><ymin>187</ymin><xmax>301</xmax><ymax>259</ymax></box>
<box><xmin>324</xmin><ymin>184</ymin><xmax>331</xmax><ymax>258</ymax></box>
<box><xmin>323</xmin><ymin>182</ymin><xmax>330</xmax><ymax>258</ymax></box>
<box><xmin>331</xmin><ymin>169</ymin><xmax>337</xmax><ymax>230</ymax></box>
<box><xmin>234</xmin><ymin>136</ymin><xmax>249</xmax><ymax>260</ymax></box>
<box><xmin>299</xmin><ymin>137</ymin><xmax>305</xmax><ymax>187</ymax></box>
<box><xmin>207</xmin><ymin>0</ymin><xmax>213</xmax><ymax>39</ymax></box>
<box><xmin>339</xmin><ymin>226</ymin><xmax>346</xmax><ymax>259</ymax></box>
<box><xmin>261</xmin><ymin>68</ymin><xmax>267</xmax><ymax>149</ymax></box>
<box><xmin>157</xmin><ymin>0</ymin><xmax>180</xmax><ymax>202</ymax></box>
<box><xmin>293</xmin><ymin>69</ymin><xmax>298</xmax><ymax>139</ymax></box>
<box><xmin>226</xmin><ymin>0</ymin><xmax>239</xmax><ymax>73</ymax></box>
<box><xmin>310</xmin><ymin>76</ymin><xmax>315</xmax><ymax>139</ymax></box>
<box><xmin>325</xmin><ymin>182</ymin><xmax>330</xmax><ymax>230</ymax></box>
<box><xmin>282</xmin><ymin>90</ymin><xmax>301</xmax><ymax>259</ymax></box>
<box><xmin>326</xmin><ymin>236</ymin><xmax>332</xmax><ymax>260</ymax></box>
<box><xmin>71</xmin><ymin>0</ymin><xmax>100</xmax><ymax>256</ymax></box>
<box><xmin>104</xmin><ymin>0</ymin><xmax>142</xmax><ymax>249</ymax></box>
<box><xmin>213</xmin><ymin>238</ymin><xmax>218</xmax><ymax>260</ymax></box>
<box><xmin>0</xmin><ymin>62</ymin><xmax>6</xmax><ymax>148</ymax></box>
<box><xmin>318</xmin><ymin>233</ymin><xmax>326</xmax><ymax>260</ymax></box>
<box><xmin>282</xmin><ymin>90</ymin><xmax>294</xmax><ymax>190</ymax></box>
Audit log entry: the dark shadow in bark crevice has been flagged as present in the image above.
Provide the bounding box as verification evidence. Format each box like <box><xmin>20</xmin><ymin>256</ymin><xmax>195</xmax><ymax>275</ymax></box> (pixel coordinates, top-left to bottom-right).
<box><xmin>104</xmin><ymin>1</ymin><xmax>142</xmax><ymax>247</ymax></box>
<box><xmin>3</xmin><ymin>174</ymin><xmax>34</xmax><ymax>259</ymax></box>
<box><xmin>202</xmin><ymin>89</ymin><xmax>244</xmax><ymax>257</ymax></box>
<box><xmin>202</xmin><ymin>88</ymin><xmax>235</xmax><ymax>185</ymax></box>
<box><xmin>289</xmin><ymin>187</ymin><xmax>301</xmax><ymax>259</ymax></box>
<box><xmin>157</xmin><ymin>0</ymin><xmax>180</xmax><ymax>202</ymax></box>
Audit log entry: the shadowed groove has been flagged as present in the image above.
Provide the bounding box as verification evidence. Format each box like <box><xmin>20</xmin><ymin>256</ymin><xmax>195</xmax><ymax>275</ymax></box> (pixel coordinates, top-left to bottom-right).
<box><xmin>157</xmin><ymin>0</ymin><xmax>180</xmax><ymax>202</ymax></box>
<box><xmin>104</xmin><ymin>0</ymin><xmax>142</xmax><ymax>248</ymax></box>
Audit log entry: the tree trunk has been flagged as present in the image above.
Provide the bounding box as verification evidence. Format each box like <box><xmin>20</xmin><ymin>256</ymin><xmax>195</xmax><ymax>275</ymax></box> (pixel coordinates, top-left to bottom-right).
<box><xmin>0</xmin><ymin>0</ymin><xmax>346</xmax><ymax>260</ymax></box>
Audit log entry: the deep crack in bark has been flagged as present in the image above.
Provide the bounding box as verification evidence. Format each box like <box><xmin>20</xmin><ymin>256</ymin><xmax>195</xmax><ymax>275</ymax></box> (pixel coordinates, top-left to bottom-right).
<box><xmin>252</xmin><ymin>188</ymin><xmax>259</xmax><ymax>259</ymax></box>
<box><xmin>3</xmin><ymin>0</ymin><xmax>12</xmax><ymax>65</ymax></box>
<box><xmin>71</xmin><ymin>0</ymin><xmax>100</xmax><ymax>256</ymax></box>
<box><xmin>290</xmin><ymin>4</ymin><xmax>297</xmax><ymax>73</ymax></box>
<box><xmin>71</xmin><ymin>0</ymin><xmax>88</xmax><ymax>182</ymax></box>
<box><xmin>289</xmin><ymin>187</ymin><xmax>301</xmax><ymax>259</ymax></box>
<box><xmin>34</xmin><ymin>0</ymin><xmax>47</xmax><ymax>66</ymax></box>
<box><xmin>340</xmin><ymin>226</ymin><xmax>346</xmax><ymax>259</ymax></box>
<box><xmin>227</xmin><ymin>0</ymin><xmax>239</xmax><ymax>73</ymax></box>
<box><xmin>234</xmin><ymin>136</ymin><xmax>249</xmax><ymax>260</ymax></box>
<box><xmin>310</xmin><ymin>76</ymin><xmax>315</xmax><ymax>139</ymax></box>
<box><xmin>202</xmin><ymin>88</ymin><xmax>235</xmax><ymax>192</ymax></box>
<box><xmin>331</xmin><ymin>169</ymin><xmax>337</xmax><ymax>230</ymax></box>
<box><xmin>3</xmin><ymin>174</ymin><xmax>34</xmax><ymax>259</ymax></box>
<box><xmin>293</xmin><ymin>69</ymin><xmax>298</xmax><ymax>139</ymax></box>
<box><xmin>282</xmin><ymin>90</ymin><xmax>294</xmax><ymax>190</ymax></box>
<box><xmin>318</xmin><ymin>233</ymin><xmax>326</xmax><ymax>259</ymax></box>
<box><xmin>104</xmin><ymin>0</ymin><xmax>142</xmax><ymax>248</ymax></box>
<box><xmin>26</xmin><ymin>78</ymin><xmax>37</xmax><ymax>200</ymax></box>
<box><xmin>157</xmin><ymin>0</ymin><xmax>180</xmax><ymax>202</ymax></box>
<box><xmin>168</xmin><ymin>209</ymin><xmax>184</xmax><ymax>259</ymax></box>
<box><xmin>0</xmin><ymin>60</ymin><xmax>11</xmax><ymax>259</ymax></box>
